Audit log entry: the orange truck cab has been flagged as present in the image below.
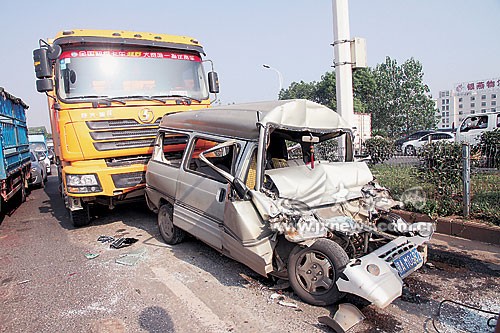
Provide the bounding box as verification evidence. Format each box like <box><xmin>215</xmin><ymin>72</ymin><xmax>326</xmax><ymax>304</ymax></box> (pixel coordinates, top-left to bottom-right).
<box><xmin>33</xmin><ymin>29</ymin><xmax>219</xmax><ymax>226</ymax></box>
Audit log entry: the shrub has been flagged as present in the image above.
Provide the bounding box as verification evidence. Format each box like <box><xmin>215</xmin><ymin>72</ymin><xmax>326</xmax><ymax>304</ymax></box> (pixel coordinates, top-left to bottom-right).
<box><xmin>418</xmin><ymin>141</ymin><xmax>463</xmax><ymax>215</ymax></box>
<box><xmin>363</xmin><ymin>137</ymin><xmax>394</xmax><ymax>164</ymax></box>
<box><xmin>478</xmin><ymin>128</ymin><xmax>500</xmax><ymax>169</ymax></box>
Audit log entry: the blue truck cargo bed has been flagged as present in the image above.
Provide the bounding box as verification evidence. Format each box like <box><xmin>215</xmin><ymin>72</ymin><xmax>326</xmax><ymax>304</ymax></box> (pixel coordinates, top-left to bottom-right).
<box><xmin>0</xmin><ymin>87</ymin><xmax>30</xmax><ymax>180</ymax></box>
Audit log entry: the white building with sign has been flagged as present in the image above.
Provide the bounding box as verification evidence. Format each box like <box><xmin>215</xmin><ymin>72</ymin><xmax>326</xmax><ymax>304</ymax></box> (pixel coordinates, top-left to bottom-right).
<box><xmin>436</xmin><ymin>77</ymin><xmax>499</xmax><ymax>129</ymax></box>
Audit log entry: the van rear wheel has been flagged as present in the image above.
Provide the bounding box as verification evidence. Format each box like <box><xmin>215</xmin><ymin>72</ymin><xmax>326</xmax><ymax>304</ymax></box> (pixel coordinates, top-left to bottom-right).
<box><xmin>288</xmin><ymin>238</ymin><xmax>349</xmax><ymax>306</ymax></box>
<box><xmin>158</xmin><ymin>203</ymin><xmax>185</xmax><ymax>245</ymax></box>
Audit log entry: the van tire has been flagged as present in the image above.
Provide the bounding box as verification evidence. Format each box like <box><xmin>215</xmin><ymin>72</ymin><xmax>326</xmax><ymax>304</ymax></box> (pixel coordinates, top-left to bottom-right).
<box><xmin>288</xmin><ymin>238</ymin><xmax>349</xmax><ymax>306</ymax></box>
<box><xmin>158</xmin><ymin>203</ymin><xmax>185</xmax><ymax>245</ymax></box>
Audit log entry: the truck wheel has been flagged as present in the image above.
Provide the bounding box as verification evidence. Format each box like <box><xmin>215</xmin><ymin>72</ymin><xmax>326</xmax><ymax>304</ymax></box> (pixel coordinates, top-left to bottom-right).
<box><xmin>288</xmin><ymin>238</ymin><xmax>349</xmax><ymax>306</ymax></box>
<box><xmin>69</xmin><ymin>204</ymin><xmax>91</xmax><ymax>228</ymax></box>
<box><xmin>20</xmin><ymin>179</ymin><xmax>27</xmax><ymax>203</ymax></box>
<box><xmin>158</xmin><ymin>203</ymin><xmax>185</xmax><ymax>245</ymax></box>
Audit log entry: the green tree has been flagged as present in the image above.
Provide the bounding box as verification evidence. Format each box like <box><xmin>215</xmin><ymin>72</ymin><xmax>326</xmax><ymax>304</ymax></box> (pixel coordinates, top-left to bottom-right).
<box><xmin>280</xmin><ymin>69</ymin><xmax>375</xmax><ymax>113</ymax></box>
<box><xmin>370</xmin><ymin>57</ymin><xmax>437</xmax><ymax>137</ymax></box>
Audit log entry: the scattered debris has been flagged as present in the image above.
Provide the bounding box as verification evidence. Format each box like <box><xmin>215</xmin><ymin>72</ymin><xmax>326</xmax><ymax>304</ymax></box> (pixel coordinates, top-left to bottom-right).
<box><xmin>17</xmin><ymin>280</ymin><xmax>30</xmax><ymax>285</ymax></box>
<box><xmin>84</xmin><ymin>253</ymin><xmax>100</xmax><ymax>260</ymax></box>
<box><xmin>110</xmin><ymin>237</ymin><xmax>138</xmax><ymax>249</ymax></box>
<box><xmin>432</xmin><ymin>299</ymin><xmax>499</xmax><ymax>333</ymax></box>
<box><xmin>318</xmin><ymin>303</ymin><xmax>365</xmax><ymax>333</ymax></box>
<box><xmin>239</xmin><ymin>273</ymin><xmax>266</xmax><ymax>291</ymax></box>
<box><xmin>269</xmin><ymin>293</ymin><xmax>285</xmax><ymax>301</ymax></box>
<box><xmin>97</xmin><ymin>235</ymin><xmax>114</xmax><ymax>244</ymax></box>
<box><xmin>278</xmin><ymin>300</ymin><xmax>299</xmax><ymax>309</ymax></box>
<box><xmin>425</xmin><ymin>262</ymin><xmax>436</xmax><ymax>269</ymax></box>
<box><xmin>115</xmin><ymin>247</ymin><xmax>146</xmax><ymax>266</ymax></box>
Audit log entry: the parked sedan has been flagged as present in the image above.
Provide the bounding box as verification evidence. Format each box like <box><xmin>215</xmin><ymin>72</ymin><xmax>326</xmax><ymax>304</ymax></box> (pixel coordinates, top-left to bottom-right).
<box><xmin>402</xmin><ymin>132</ymin><xmax>455</xmax><ymax>155</ymax></box>
<box><xmin>395</xmin><ymin>130</ymin><xmax>433</xmax><ymax>152</ymax></box>
<box><xmin>29</xmin><ymin>151</ymin><xmax>47</xmax><ymax>188</ymax></box>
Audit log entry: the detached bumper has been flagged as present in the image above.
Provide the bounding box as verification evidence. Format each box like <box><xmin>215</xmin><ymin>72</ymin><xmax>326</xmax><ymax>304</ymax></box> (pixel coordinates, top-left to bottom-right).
<box><xmin>337</xmin><ymin>234</ymin><xmax>430</xmax><ymax>308</ymax></box>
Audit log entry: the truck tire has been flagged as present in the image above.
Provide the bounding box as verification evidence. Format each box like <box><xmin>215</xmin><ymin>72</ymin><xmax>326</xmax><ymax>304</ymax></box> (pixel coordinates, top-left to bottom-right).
<box><xmin>20</xmin><ymin>177</ymin><xmax>27</xmax><ymax>203</ymax></box>
<box><xmin>158</xmin><ymin>203</ymin><xmax>185</xmax><ymax>245</ymax></box>
<box><xmin>288</xmin><ymin>238</ymin><xmax>349</xmax><ymax>306</ymax></box>
<box><xmin>69</xmin><ymin>204</ymin><xmax>91</xmax><ymax>228</ymax></box>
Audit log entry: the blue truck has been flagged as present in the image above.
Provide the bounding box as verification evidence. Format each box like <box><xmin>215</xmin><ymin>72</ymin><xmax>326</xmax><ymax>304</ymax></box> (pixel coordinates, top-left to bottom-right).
<box><xmin>0</xmin><ymin>87</ymin><xmax>31</xmax><ymax>214</ymax></box>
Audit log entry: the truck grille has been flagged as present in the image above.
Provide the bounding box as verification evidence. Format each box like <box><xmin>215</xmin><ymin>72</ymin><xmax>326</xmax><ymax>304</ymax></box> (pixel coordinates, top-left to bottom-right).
<box><xmin>90</xmin><ymin>128</ymin><xmax>158</xmax><ymax>140</ymax></box>
<box><xmin>86</xmin><ymin>119</ymin><xmax>160</xmax><ymax>152</ymax></box>
<box><xmin>111</xmin><ymin>171</ymin><xmax>146</xmax><ymax>188</ymax></box>
<box><xmin>86</xmin><ymin>119</ymin><xmax>160</xmax><ymax>130</ymax></box>
<box><xmin>105</xmin><ymin>155</ymin><xmax>151</xmax><ymax>167</ymax></box>
<box><xmin>94</xmin><ymin>139</ymin><xmax>155</xmax><ymax>151</ymax></box>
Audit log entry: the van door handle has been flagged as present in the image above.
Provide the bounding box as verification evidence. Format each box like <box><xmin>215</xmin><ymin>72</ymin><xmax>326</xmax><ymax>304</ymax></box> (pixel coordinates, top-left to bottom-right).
<box><xmin>216</xmin><ymin>188</ymin><xmax>226</xmax><ymax>202</ymax></box>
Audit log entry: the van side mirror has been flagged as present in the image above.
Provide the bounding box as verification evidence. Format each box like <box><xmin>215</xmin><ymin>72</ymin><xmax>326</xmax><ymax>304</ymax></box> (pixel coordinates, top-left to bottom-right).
<box><xmin>208</xmin><ymin>71</ymin><xmax>219</xmax><ymax>93</ymax></box>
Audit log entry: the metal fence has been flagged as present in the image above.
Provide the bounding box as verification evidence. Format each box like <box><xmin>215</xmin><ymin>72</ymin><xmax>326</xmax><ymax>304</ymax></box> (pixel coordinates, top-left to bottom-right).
<box><xmin>367</xmin><ymin>141</ymin><xmax>500</xmax><ymax>225</ymax></box>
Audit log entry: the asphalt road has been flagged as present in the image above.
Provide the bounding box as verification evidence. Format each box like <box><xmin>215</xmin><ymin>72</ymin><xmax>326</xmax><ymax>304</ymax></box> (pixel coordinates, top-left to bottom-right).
<box><xmin>1</xmin><ymin>171</ymin><xmax>499</xmax><ymax>333</ymax></box>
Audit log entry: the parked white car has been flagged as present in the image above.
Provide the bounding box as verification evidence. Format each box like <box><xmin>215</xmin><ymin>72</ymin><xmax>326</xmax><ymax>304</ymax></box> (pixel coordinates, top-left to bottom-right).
<box><xmin>455</xmin><ymin>112</ymin><xmax>500</xmax><ymax>145</ymax></box>
<box><xmin>402</xmin><ymin>132</ymin><xmax>455</xmax><ymax>155</ymax></box>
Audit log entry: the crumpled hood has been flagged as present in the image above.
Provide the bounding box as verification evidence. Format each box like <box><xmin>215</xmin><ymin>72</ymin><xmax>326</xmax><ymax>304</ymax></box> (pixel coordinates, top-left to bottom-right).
<box><xmin>264</xmin><ymin>162</ymin><xmax>373</xmax><ymax>207</ymax></box>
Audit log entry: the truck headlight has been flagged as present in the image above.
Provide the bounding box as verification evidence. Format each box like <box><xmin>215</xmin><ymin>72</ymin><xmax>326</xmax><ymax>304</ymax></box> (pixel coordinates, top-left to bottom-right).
<box><xmin>66</xmin><ymin>174</ymin><xmax>102</xmax><ymax>193</ymax></box>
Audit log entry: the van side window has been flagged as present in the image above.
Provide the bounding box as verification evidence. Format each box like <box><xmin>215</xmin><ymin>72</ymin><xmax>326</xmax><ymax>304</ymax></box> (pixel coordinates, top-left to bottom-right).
<box><xmin>460</xmin><ymin>115</ymin><xmax>488</xmax><ymax>132</ymax></box>
<box><xmin>187</xmin><ymin>138</ymin><xmax>235</xmax><ymax>183</ymax></box>
<box><xmin>154</xmin><ymin>132</ymin><xmax>189</xmax><ymax>167</ymax></box>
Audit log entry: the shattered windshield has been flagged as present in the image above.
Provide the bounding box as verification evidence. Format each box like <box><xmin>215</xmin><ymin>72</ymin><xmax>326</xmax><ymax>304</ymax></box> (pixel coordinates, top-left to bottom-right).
<box><xmin>55</xmin><ymin>49</ymin><xmax>208</xmax><ymax>102</ymax></box>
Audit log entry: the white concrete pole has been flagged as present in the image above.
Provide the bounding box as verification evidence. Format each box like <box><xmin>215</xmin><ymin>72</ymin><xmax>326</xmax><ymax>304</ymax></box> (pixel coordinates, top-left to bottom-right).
<box><xmin>332</xmin><ymin>0</ymin><xmax>355</xmax><ymax>129</ymax></box>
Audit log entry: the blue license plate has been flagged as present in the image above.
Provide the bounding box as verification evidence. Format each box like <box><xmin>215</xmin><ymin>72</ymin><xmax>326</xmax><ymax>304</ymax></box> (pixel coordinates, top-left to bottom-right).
<box><xmin>393</xmin><ymin>248</ymin><xmax>423</xmax><ymax>277</ymax></box>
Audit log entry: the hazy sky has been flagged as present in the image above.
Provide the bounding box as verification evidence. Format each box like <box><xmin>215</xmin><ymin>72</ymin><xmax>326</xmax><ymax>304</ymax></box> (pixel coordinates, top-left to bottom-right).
<box><xmin>1</xmin><ymin>0</ymin><xmax>499</xmax><ymax>130</ymax></box>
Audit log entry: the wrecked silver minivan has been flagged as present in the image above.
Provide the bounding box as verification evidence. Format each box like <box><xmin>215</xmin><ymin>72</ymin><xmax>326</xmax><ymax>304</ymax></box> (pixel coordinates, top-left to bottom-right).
<box><xmin>145</xmin><ymin>99</ymin><xmax>434</xmax><ymax>308</ymax></box>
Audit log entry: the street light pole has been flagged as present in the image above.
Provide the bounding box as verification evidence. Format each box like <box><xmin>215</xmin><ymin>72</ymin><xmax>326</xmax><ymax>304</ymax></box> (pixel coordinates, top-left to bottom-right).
<box><xmin>263</xmin><ymin>64</ymin><xmax>283</xmax><ymax>95</ymax></box>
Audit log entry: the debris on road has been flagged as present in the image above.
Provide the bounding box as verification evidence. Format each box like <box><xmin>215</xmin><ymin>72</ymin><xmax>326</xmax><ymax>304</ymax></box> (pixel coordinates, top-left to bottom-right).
<box><xmin>17</xmin><ymin>280</ymin><xmax>30</xmax><ymax>285</ymax></box>
<box><xmin>115</xmin><ymin>247</ymin><xmax>146</xmax><ymax>266</ymax></box>
<box><xmin>318</xmin><ymin>303</ymin><xmax>365</xmax><ymax>333</ymax></box>
<box><xmin>97</xmin><ymin>235</ymin><xmax>115</xmax><ymax>244</ymax></box>
<box><xmin>84</xmin><ymin>253</ymin><xmax>100</xmax><ymax>260</ymax></box>
<box><xmin>110</xmin><ymin>237</ymin><xmax>138</xmax><ymax>249</ymax></box>
<box><xmin>269</xmin><ymin>293</ymin><xmax>285</xmax><ymax>301</ymax></box>
<box><xmin>277</xmin><ymin>300</ymin><xmax>299</xmax><ymax>309</ymax></box>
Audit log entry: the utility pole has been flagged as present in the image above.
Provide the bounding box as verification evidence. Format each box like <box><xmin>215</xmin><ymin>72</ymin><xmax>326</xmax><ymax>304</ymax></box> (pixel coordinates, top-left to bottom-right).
<box><xmin>332</xmin><ymin>0</ymin><xmax>355</xmax><ymax>129</ymax></box>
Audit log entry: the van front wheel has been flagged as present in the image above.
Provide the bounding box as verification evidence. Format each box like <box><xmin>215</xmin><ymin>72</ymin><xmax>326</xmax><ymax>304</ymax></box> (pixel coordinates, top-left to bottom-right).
<box><xmin>158</xmin><ymin>204</ymin><xmax>185</xmax><ymax>245</ymax></box>
<box><xmin>288</xmin><ymin>238</ymin><xmax>349</xmax><ymax>306</ymax></box>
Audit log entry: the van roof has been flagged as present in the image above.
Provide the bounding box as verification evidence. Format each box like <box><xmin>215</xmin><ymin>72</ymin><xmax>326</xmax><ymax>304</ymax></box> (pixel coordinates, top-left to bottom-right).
<box><xmin>159</xmin><ymin>99</ymin><xmax>350</xmax><ymax>140</ymax></box>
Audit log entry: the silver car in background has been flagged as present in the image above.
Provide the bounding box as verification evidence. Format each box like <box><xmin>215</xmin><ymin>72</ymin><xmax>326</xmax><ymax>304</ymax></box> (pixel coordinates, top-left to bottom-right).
<box><xmin>29</xmin><ymin>151</ymin><xmax>47</xmax><ymax>188</ymax></box>
<box><xmin>145</xmin><ymin>99</ymin><xmax>434</xmax><ymax>308</ymax></box>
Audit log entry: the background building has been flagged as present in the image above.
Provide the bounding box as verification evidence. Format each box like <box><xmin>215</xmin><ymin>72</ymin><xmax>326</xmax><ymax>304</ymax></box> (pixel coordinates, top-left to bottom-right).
<box><xmin>436</xmin><ymin>77</ymin><xmax>499</xmax><ymax>129</ymax></box>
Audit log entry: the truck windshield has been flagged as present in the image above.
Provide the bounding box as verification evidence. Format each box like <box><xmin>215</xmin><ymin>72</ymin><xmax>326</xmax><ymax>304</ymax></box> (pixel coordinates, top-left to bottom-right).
<box><xmin>56</xmin><ymin>49</ymin><xmax>209</xmax><ymax>102</ymax></box>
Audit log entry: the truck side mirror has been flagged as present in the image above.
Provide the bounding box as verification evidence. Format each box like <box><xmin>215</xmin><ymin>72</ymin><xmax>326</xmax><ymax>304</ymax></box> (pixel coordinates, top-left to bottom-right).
<box><xmin>208</xmin><ymin>71</ymin><xmax>219</xmax><ymax>93</ymax></box>
<box><xmin>36</xmin><ymin>78</ymin><xmax>54</xmax><ymax>93</ymax></box>
<box><xmin>33</xmin><ymin>48</ymin><xmax>52</xmax><ymax>79</ymax></box>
